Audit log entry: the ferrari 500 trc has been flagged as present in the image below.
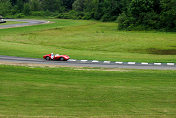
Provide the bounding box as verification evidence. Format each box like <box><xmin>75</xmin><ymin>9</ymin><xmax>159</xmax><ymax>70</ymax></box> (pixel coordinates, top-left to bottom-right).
<box><xmin>43</xmin><ymin>53</ymin><xmax>70</xmax><ymax>61</ymax></box>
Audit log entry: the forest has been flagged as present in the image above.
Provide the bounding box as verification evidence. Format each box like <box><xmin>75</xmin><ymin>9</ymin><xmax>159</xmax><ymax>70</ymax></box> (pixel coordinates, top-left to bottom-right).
<box><xmin>0</xmin><ymin>0</ymin><xmax>176</xmax><ymax>31</ymax></box>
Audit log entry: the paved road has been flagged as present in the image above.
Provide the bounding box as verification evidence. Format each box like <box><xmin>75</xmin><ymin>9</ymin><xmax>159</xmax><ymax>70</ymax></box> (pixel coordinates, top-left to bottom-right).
<box><xmin>0</xmin><ymin>55</ymin><xmax>176</xmax><ymax>70</ymax></box>
<box><xmin>0</xmin><ymin>19</ymin><xmax>49</xmax><ymax>29</ymax></box>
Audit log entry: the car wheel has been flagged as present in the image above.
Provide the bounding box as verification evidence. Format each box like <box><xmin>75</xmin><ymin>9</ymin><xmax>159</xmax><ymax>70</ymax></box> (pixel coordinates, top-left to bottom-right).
<box><xmin>60</xmin><ymin>57</ymin><xmax>65</xmax><ymax>61</ymax></box>
<box><xmin>46</xmin><ymin>56</ymin><xmax>50</xmax><ymax>61</ymax></box>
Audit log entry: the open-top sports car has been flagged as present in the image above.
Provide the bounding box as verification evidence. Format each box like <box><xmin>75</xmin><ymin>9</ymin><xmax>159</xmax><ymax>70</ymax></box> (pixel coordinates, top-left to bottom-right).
<box><xmin>0</xmin><ymin>16</ymin><xmax>6</xmax><ymax>23</ymax></box>
<box><xmin>43</xmin><ymin>53</ymin><xmax>70</xmax><ymax>61</ymax></box>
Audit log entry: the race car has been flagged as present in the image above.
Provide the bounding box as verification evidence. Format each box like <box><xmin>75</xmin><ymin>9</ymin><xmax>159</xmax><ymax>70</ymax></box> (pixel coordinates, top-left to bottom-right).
<box><xmin>0</xmin><ymin>16</ymin><xmax>6</xmax><ymax>23</ymax></box>
<box><xmin>43</xmin><ymin>53</ymin><xmax>70</xmax><ymax>61</ymax></box>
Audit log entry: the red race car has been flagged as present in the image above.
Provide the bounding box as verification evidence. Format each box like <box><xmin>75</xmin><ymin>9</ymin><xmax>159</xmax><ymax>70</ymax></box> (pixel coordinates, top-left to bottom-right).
<box><xmin>43</xmin><ymin>53</ymin><xmax>70</xmax><ymax>61</ymax></box>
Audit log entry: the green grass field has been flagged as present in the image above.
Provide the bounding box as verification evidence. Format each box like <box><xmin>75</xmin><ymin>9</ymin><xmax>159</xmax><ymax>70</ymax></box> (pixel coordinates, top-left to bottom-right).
<box><xmin>0</xmin><ymin>19</ymin><xmax>176</xmax><ymax>117</ymax></box>
<box><xmin>0</xmin><ymin>19</ymin><xmax>176</xmax><ymax>63</ymax></box>
<box><xmin>0</xmin><ymin>65</ymin><xmax>176</xmax><ymax>117</ymax></box>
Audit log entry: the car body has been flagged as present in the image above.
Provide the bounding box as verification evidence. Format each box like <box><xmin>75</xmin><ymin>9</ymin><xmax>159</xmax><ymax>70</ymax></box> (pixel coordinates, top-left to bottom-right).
<box><xmin>0</xmin><ymin>16</ymin><xmax>6</xmax><ymax>23</ymax></box>
<box><xmin>43</xmin><ymin>54</ymin><xmax>70</xmax><ymax>61</ymax></box>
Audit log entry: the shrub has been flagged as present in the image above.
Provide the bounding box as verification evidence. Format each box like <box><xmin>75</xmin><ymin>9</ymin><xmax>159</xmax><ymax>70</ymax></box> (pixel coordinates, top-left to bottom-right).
<box><xmin>31</xmin><ymin>11</ymin><xmax>45</xmax><ymax>16</ymax></box>
<box><xmin>82</xmin><ymin>12</ymin><xmax>92</xmax><ymax>20</ymax></box>
<box><xmin>56</xmin><ymin>10</ymin><xmax>86</xmax><ymax>20</ymax></box>
<box><xmin>56</xmin><ymin>13</ymin><xmax>71</xmax><ymax>19</ymax></box>
<box><xmin>23</xmin><ymin>3</ymin><xmax>31</xmax><ymax>15</ymax></box>
<box><xmin>15</xmin><ymin>13</ymin><xmax>25</xmax><ymax>18</ymax></box>
<box><xmin>117</xmin><ymin>13</ymin><xmax>130</xmax><ymax>30</ymax></box>
<box><xmin>101</xmin><ymin>13</ymin><xmax>117</xmax><ymax>22</ymax></box>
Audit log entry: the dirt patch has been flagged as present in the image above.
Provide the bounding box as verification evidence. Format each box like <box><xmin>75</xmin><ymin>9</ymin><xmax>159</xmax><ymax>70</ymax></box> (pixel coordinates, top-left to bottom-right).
<box><xmin>148</xmin><ymin>48</ymin><xmax>176</xmax><ymax>55</ymax></box>
<box><xmin>170</xmin><ymin>46</ymin><xmax>176</xmax><ymax>47</ymax></box>
<box><xmin>20</xmin><ymin>32</ymin><xmax>36</xmax><ymax>36</ymax></box>
<box><xmin>0</xmin><ymin>61</ymin><xmax>130</xmax><ymax>71</ymax></box>
<box><xmin>47</xmin><ymin>27</ymin><xmax>63</xmax><ymax>30</ymax></box>
<box><xmin>130</xmin><ymin>48</ymin><xmax>176</xmax><ymax>55</ymax></box>
<box><xmin>0</xmin><ymin>61</ymin><xmax>71</xmax><ymax>68</ymax></box>
<box><xmin>74</xmin><ymin>68</ymin><xmax>129</xmax><ymax>72</ymax></box>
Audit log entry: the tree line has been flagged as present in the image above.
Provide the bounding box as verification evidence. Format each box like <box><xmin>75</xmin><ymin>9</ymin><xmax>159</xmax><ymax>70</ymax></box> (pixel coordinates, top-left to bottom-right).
<box><xmin>0</xmin><ymin>0</ymin><xmax>175</xmax><ymax>31</ymax></box>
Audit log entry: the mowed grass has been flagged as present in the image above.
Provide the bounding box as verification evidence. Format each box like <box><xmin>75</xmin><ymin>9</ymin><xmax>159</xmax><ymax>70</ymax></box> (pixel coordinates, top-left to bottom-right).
<box><xmin>0</xmin><ymin>19</ymin><xmax>176</xmax><ymax>62</ymax></box>
<box><xmin>0</xmin><ymin>65</ymin><xmax>176</xmax><ymax>117</ymax></box>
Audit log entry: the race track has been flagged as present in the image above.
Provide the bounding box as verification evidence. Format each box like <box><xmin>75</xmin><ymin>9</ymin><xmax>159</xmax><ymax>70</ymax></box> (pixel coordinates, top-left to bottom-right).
<box><xmin>0</xmin><ymin>19</ymin><xmax>175</xmax><ymax>70</ymax></box>
<box><xmin>0</xmin><ymin>55</ymin><xmax>175</xmax><ymax>70</ymax></box>
<box><xmin>0</xmin><ymin>19</ymin><xmax>49</xmax><ymax>29</ymax></box>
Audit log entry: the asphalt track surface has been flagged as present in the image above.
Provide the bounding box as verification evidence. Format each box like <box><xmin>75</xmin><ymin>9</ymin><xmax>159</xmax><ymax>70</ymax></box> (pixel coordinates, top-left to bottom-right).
<box><xmin>0</xmin><ymin>19</ymin><xmax>176</xmax><ymax>70</ymax></box>
<box><xmin>0</xmin><ymin>55</ymin><xmax>176</xmax><ymax>70</ymax></box>
<box><xmin>0</xmin><ymin>19</ymin><xmax>49</xmax><ymax>29</ymax></box>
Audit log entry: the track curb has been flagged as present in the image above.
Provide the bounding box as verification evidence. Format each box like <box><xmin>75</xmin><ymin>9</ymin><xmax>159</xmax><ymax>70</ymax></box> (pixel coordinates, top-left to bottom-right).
<box><xmin>68</xmin><ymin>59</ymin><xmax>176</xmax><ymax>66</ymax></box>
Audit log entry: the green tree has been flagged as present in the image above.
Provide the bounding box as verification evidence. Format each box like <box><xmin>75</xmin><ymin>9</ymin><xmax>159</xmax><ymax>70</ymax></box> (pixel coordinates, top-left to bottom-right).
<box><xmin>93</xmin><ymin>0</ymin><xmax>103</xmax><ymax>20</ymax></box>
<box><xmin>101</xmin><ymin>0</ymin><xmax>121</xmax><ymax>21</ymax></box>
<box><xmin>118</xmin><ymin>0</ymin><xmax>161</xmax><ymax>30</ymax></box>
<box><xmin>10</xmin><ymin>0</ymin><xmax>17</xmax><ymax>5</ymax></box>
<box><xmin>23</xmin><ymin>3</ymin><xmax>31</xmax><ymax>15</ymax></box>
<box><xmin>160</xmin><ymin>0</ymin><xmax>176</xmax><ymax>31</ymax></box>
<box><xmin>72</xmin><ymin>0</ymin><xmax>85</xmax><ymax>11</ymax></box>
<box><xmin>118</xmin><ymin>0</ymin><xmax>176</xmax><ymax>31</ymax></box>
<box><xmin>41</xmin><ymin>0</ymin><xmax>64</xmax><ymax>12</ymax></box>
<box><xmin>62</xmin><ymin>0</ymin><xmax>75</xmax><ymax>10</ymax></box>
<box><xmin>0</xmin><ymin>0</ymin><xmax>12</xmax><ymax>16</ymax></box>
<box><xmin>29</xmin><ymin>0</ymin><xmax>41</xmax><ymax>11</ymax></box>
<box><xmin>16</xmin><ymin>0</ymin><xmax>24</xmax><ymax>12</ymax></box>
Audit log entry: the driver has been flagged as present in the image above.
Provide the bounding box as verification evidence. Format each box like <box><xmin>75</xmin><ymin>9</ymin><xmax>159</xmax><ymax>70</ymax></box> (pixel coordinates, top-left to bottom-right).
<box><xmin>51</xmin><ymin>53</ymin><xmax>54</xmax><ymax>60</ymax></box>
<box><xmin>55</xmin><ymin>54</ymin><xmax>59</xmax><ymax>56</ymax></box>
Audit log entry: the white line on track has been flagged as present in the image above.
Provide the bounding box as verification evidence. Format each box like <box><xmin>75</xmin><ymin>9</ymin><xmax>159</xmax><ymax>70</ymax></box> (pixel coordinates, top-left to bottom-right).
<box><xmin>167</xmin><ymin>63</ymin><xmax>175</xmax><ymax>66</ymax></box>
<box><xmin>69</xmin><ymin>59</ymin><xmax>76</xmax><ymax>62</ymax></box>
<box><xmin>104</xmin><ymin>61</ymin><xmax>111</xmax><ymax>63</ymax></box>
<box><xmin>92</xmin><ymin>60</ymin><xmax>99</xmax><ymax>63</ymax></box>
<box><xmin>115</xmin><ymin>62</ymin><xmax>123</xmax><ymax>64</ymax></box>
<box><xmin>128</xmin><ymin>62</ymin><xmax>136</xmax><ymax>65</ymax></box>
<box><xmin>63</xmin><ymin>58</ymin><xmax>176</xmax><ymax>67</ymax></box>
<box><xmin>141</xmin><ymin>62</ymin><xmax>149</xmax><ymax>65</ymax></box>
<box><xmin>154</xmin><ymin>63</ymin><xmax>162</xmax><ymax>65</ymax></box>
<box><xmin>81</xmin><ymin>60</ymin><xmax>88</xmax><ymax>62</ymax></box>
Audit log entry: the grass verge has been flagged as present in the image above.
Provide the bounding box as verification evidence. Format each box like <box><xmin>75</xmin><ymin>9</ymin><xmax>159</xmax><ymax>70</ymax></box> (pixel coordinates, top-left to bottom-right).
<box><xmin>0</xmin><ymin>65</ymin><xmax>176</xmax><ymax>117</ymax></box>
